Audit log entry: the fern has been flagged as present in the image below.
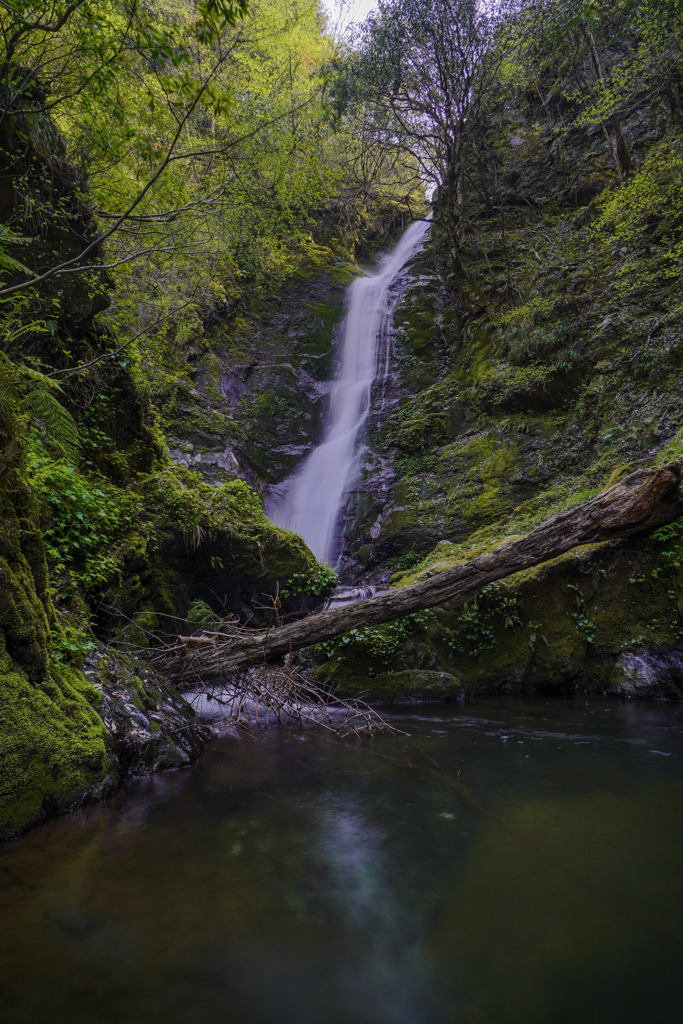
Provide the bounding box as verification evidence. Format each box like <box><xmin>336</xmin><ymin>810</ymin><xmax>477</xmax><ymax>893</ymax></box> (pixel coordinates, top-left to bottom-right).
<box><xmin>25</xmin><ymin>388</ymin><xmax>80</xmax><ymax>460</ymax></box>
<box><xmin>15</xmin><ymin>363</ymin><xmax>62</xmax><ymax>390</ymax></box>
<box><xmin>187</xmin><ymin>599</ymin><xmax>217</xmax><ymax>626</ymax></box>
<box><xmin>0</xmin><ymin>352</ymin><xmax>80</xmax><ymax>459</ymax></box>
<box><xmin>0</xmin><ymin>226</ymin><xmax>34</xmax><ymax>277</ymax></box>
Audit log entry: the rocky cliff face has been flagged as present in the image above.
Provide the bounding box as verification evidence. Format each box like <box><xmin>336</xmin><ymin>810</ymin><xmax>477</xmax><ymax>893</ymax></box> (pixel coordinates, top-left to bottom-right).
<box><xmin>0</xmin><ymin>108</ymin><xmax>344</xmax><ymax>840</ymax></box>
<box><xmin>291</xmin><ymin>74</ymin><xmax>683</xmax><ymax>699</ymax></box>
<box><xmin>169</xmin><ymin>85</ymin><xmax>683</xmax><ymax>704</ymax></box>
<box><xmin>160</xmin><ymin>212</ymin><xmax>415</xmax><ymax>496</ymax></box>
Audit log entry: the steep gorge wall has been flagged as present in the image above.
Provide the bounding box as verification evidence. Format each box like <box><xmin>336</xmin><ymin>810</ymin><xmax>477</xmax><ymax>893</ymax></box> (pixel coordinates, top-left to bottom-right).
<box><xmin>0</xmin><ymin>109</ymin><xmax>346</xmax><ymax>839</ymax></box>
<box><xmin>299</xmin><ymin>73</ymin><xmax>683</xmax><ymax>699</ymax></box>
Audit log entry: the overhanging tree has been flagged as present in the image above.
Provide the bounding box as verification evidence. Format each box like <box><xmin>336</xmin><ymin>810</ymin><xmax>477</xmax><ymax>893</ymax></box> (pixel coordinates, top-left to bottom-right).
<box><xmin>345</xmin><ymin>0</ymin><xmax>520</xmax><ymax>271</ymax></box>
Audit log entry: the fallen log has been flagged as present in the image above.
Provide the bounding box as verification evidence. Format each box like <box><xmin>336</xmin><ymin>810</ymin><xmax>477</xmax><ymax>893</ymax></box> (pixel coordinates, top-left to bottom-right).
<box><xmin>169</xmin><ymin>462</ymin><xmax>683</xmax><ymax>681</ymax></box>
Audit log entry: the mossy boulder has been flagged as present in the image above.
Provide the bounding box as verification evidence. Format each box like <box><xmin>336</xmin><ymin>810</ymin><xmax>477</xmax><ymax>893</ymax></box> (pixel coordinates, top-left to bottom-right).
<box><xmin>0</xmin><ymin>647</ymin><xmax>114</xmax><ymax>841</ymax></box>
<box><xmin>105</xmin><ymin>466</ymin><xmax>330</xmax><ymax>630</ymax></box>
<box><xmin>315</xmin><ymin>665</ymin><xmax>462</xmax><ymax>702</ymax></box>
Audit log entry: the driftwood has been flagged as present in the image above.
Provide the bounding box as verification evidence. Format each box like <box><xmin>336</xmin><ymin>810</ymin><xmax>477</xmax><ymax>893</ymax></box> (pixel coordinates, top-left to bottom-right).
<box><xmin>165</xmin><ymin>462</ymin><xmax>683</xmax><ymax>681</ymax></box>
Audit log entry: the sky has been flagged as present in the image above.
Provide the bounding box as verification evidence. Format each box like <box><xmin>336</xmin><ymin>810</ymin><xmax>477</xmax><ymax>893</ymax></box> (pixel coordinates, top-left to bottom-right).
<box><xmin>323</xmin><ymin>0</ymin><xmax>379</xmax><ymax>35</ymax></box>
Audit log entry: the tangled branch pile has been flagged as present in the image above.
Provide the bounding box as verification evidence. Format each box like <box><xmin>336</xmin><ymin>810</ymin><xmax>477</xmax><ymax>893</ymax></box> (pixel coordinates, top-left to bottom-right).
<box><xmin>115</xmin><ymin>615</ymin><xmax>400</xmax><ymax>737</ymax></box>
<box><xmin>184</xmin><ymin>664</ymin><xmax>400</xmax><ymax>737</ymax></box>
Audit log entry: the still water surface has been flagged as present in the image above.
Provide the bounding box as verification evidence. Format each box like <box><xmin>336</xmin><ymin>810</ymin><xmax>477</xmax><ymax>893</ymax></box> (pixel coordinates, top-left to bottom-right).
<box><xmin>2</xmin><ymin>698</ymin><xmax>683</xmax><ymax>1024</ymax></box>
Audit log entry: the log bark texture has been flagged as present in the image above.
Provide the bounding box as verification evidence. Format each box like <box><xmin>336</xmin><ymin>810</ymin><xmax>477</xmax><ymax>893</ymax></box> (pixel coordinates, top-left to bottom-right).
<box><xmin>174</xmin><ymin>462</ymin><xmax>683</xmax><ymax>680</ymax></box>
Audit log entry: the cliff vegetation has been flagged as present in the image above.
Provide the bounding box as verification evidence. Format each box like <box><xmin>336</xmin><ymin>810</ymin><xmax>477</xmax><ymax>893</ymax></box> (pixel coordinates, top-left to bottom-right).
<box><xmin>1</xmin><ymin>0</ymin><xmax>682</xmax><ymax>835</ymax></box>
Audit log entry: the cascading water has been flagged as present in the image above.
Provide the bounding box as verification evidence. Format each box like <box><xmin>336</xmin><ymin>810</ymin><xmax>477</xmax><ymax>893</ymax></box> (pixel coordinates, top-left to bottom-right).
<box><xmin>271</xmin><ymin>218</ymin><xmax>431</xmax><ymax>564</ymax></box>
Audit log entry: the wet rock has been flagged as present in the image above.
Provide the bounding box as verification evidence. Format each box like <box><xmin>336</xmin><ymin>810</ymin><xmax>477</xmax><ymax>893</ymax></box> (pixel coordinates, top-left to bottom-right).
<box><xmin>167</xmin><ymin>268</ymin><xmax>353</xmax><ymax>488</ymax></box>
<box><xmin>84</xmin><ymin>648</ymin><xmax>209</xmax><ymax>777</ymax></box>
<box><xmin>167</xmin><ymin>442</ymin><xmax>241</xmax><ymax>483</ymax></box>
<box><xmin>610</xmin><ymin>649</ymin><xmax>683</xmax><ymax>700</ymax></box>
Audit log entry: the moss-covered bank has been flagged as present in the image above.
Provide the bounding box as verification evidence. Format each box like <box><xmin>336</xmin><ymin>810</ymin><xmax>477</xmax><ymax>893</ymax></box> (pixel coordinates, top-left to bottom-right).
<box><xmin>320</xmin><ymin>34</ymin><xmax>683</xmax><ymax>700</ymax></box>
<box><xmin>312</xmin><ymin>522</ymin><xmax>683</xmax><ymax>702</ymax></box>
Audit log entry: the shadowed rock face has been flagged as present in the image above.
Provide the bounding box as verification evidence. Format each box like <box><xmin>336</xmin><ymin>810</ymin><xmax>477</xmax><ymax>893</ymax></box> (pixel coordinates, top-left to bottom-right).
<box><xmin>164</xmin><ymin>268</ymin><xmax>353</xmax><ymax>490</ymax></box>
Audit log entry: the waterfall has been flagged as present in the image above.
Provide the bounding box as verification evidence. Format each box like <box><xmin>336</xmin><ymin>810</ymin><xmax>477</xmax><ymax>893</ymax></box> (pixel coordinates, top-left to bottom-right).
<box><xmin>271</xmin><ymin>218</ymin><xmax>431</xmax><ymax>564</ymax></box>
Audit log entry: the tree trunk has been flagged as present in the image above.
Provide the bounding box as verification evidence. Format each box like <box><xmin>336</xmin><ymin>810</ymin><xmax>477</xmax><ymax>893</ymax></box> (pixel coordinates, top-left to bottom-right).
<box><xmin>584</xmin><ymin>29</ymin><xmax>633</xmax><ymax>179</ymax></box>
<box><xmin>170</xmin><ymin>463</ymin><xmax>683</xmax><ymax>682</ymax></box>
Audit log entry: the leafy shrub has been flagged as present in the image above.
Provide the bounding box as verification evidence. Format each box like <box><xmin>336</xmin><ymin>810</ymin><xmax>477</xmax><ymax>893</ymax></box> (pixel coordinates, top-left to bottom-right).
<box><xmin>445</xmin><ymin>584</ymin><xmax>522</xmax><ymax>657</ymax></box>
<box><xmin>28</xmin><ymin>452</ymin><xmax>139</xmax><ymax>594</ymax></box>
<box><xmin>315</xmin><ymin>611</ymin><xmax>433</xmax><ymax>674</ymax></box>
<box><xmin>281</xmin><ymin>565</ymin><xmax>338</xmax><ymax>599</ymax></box>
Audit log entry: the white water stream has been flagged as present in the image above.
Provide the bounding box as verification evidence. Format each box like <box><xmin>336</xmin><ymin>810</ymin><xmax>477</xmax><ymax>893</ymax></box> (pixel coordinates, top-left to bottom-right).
<box><xmin>271</xmin><ymin>218</ymin><xmax>431</xmax><ymax>564</ymax></box>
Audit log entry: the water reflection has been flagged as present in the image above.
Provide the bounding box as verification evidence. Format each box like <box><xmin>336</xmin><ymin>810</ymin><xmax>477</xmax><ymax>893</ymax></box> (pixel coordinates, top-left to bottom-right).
<box><xmin>434</xmin><ymin>783</ymin><xmax>683</xmax><ymax>1024</ymax></box>
<box><xmin>1</xmin><ymin>698</ymin><xmax>683</xmax><ymax>1023</ymax></box>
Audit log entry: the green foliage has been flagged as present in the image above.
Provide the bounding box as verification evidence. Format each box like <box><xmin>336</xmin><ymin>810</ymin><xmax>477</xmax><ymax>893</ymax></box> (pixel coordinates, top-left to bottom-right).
<box><xmin>0</xmin><ymin>226</ymin><xmax>34</xmax><ymax>276</ymax></box>
<box><xmin>24</xmin><ymin>388</ymin><xmax>80</xmax><ymax>460</ymax></box>
<box><xmin>563</xmin><ymin>583</ymin><xmax>596</xmax><ymax>643</ymax></box>
<box><xmin>0</xmin><ymin>351</ymin><xmax>80</xmax><ymax>460</ymax></box>
<box><xmin>186</xmin><ymin>599</ymin><xmax>219</xmax><ymax>626</ymax></box>
<box><xmin>592</xmin><ymin>132</ymin><xmax>683</xmax><ymax>294</ymax></box>
<box><xmin>390</xmin><ymin>550</ymin><xmax>425</xmax><ymax>573</ymax></box>
<box><xmin>50</xmin><ymin>617</ymin><xmax>97</xmax><ymax>666</ymax></box>
<box><xmin>27</xmin><ymin>452</ymin><xmax>137</xmax><ymax>594</ymax></box>
<box><xmin>280</xmin><ymin>564</ymin><xmax>338</xmax><ymax>599</ymax></box>
<box><xmin>1</xmin><ymin>0</ymin><xmax>415</xmax><ymax>400</ymax></box>
<box><xmin>629</xmin><ymin>520</ymin><xmax>683</xmax><ymax>592</ymax></box>
<box><xmin>445</xmin><ymin>585</ymin><xmax>522</xmax><ymax>657</ymax></box>
<box><xmin>314</xmin><ymin>611</ymin><xmax>433</xmax><ymax>674</ymax></box>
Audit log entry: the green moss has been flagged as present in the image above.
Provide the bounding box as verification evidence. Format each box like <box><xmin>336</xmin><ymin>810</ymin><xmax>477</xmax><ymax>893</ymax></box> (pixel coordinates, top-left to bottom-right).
<box><xmin>319</xmin><ymin>517</ymin><xmax>683</xmax><ymax>698</ymax></box>
<box><xmin>384</xmin><ymin>375</ymin><xmax>463</xmax><ymax>453</ymax></box>
<box><xmin>473</xmin><ymin>363</ymin><xmax>576</xmax><ymax>413</ymax></box>
<box><xmin>422</xmin><ymin>535</ymin><xmax>683</xmax><ymax>694</ymax></box>
<box><xmin>0</xmin><ymin>421</ymin><xmax>53</xmax><ymax>683</ymax></box>
<box><xmin>104</xmin><ymin>464</ymin><xmax>329</xmax><ymax>625</ymax></box>
<box><xmin>0</xmin><ymin>549</ymin><xmax>51</xmax><ymax>682</ymax></box>
<box><xmin>315</xmin><ymin>664</ymin><xmax>461</xmax><ymax>702</ymax></box>
<box><xmin>655</xmin><ymin>428</ymin><xmax>683</xmax><ymax>466</ymax></box>
<box><xmin>0</xmin><ymin>646</ymin><xmax>112</xmax><ymax>840</ymax></box>
<box><xmin>604</xmin><ymin>464</ymin><xmax>635</xmax><ymax>489</ymax></box>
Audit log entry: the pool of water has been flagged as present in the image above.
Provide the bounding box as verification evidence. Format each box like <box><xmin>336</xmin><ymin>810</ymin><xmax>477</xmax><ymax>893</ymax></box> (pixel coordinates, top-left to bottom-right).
<box><xmin>2</xmin><ymin>697</ymin><xmax>683</xmax><ymax>1024</ymax></box>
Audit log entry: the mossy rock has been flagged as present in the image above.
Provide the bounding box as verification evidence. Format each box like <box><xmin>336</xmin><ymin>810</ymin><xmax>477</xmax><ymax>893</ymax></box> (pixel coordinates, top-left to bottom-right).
<box><xmin>0</xmin><ymin>647</ymin><xmax>114</xmax><ymax>841</ymax></box>
<box><xmin>0</xmin><ymin>549</ymin><xmax>51</xmax><ymax>683</ymax></box>
<box><xmin>473</xmin><ymin>363</ymin><xmax>582</xmax><ymax>414</ymax></box>
<box><xmin>315</xmin><ymin>664</ymin><xmax>462</xmax><ymax>703</ymax></box>
<box><xmin>105</xmin><ymin>465</ymin><xmax>329</xmax><ymax>629</ymax></box>
<box><xmin>0</xmin><ymin>425</ymin><xmax>53</xmax><ymax>682</ymax></box>
<box><xmin>85</xmin><ymin>648</ymin><xmax>208</xmax><ymax>776</ymax></box>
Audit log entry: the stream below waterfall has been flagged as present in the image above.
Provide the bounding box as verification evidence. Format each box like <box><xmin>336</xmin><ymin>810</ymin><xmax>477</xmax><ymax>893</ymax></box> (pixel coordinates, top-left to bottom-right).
<box><xmin>3</xmin><ymin>697</ymin><xmax>683</xmax><ymax>1024</ymax></box>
